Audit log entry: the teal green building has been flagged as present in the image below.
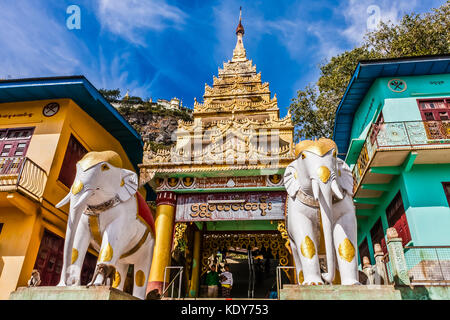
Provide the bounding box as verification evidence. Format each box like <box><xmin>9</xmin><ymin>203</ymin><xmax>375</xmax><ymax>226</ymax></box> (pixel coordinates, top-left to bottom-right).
<box><xmin>333</xmin><ymin>55</ymin><xmax>450</xmax><ymax>268</ymax></box>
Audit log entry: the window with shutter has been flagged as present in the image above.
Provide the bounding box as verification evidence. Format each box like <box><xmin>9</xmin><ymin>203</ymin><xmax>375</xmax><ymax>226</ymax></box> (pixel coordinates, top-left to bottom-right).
<box><xmin>386</xmin><ymin>191</ymin><xmax>411</xmax><ymax>246</ymax></box>
<box><xmin>370</xmin><ymin>218</ymin><xmax>387</xmax><ymax>254</ymax></box>
<box><xmin>358</xmin><ymin>238</ymin><xmax>370</xmax><ymax>263</ymax></box>
<box><xmin>443</xmin><ymin>182</ymin><xmax>450</xmax><ymax>206</ymax></box>
<box><xmin>58</xmin><ymin>135</ymin><xmax>88</xmax><ymax>188</ymax></box>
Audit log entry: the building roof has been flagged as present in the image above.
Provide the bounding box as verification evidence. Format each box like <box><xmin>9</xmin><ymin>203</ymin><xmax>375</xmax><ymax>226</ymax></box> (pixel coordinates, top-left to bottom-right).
<box><xmin>332</xmin><ymin>54</ymin><xmax>450</xmax><ymax>158</ymax></box>
<box><xmin>0</xmin><ymin>75</ymin><xmax>143</xmax><ymax>171</ymax></box>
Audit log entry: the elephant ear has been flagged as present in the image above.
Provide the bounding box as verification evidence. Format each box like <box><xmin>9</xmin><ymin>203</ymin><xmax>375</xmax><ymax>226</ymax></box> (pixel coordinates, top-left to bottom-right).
<box><xmin>117</xmin><ymin>169</ymin><xmax>138</xmax><ymax>202</ymax></box>
<box><xmin>336</xmin><ymin>158</ymin><xmax>354</xmax><ymax>196</ymax></box>
<box><xmin>283</xmin><ymin>162</ymin><xmax>301</xmax><ymax>198</ymax></box>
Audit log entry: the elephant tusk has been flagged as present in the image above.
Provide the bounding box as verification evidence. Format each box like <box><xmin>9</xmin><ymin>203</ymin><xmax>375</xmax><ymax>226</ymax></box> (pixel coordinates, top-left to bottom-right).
<box><xmin>56</xmin><ymin>192</ymin><xmax>71</xmax><ymax>208</ymax></box>
<box><xmin>331</xmin><ymin>179</ymin><xmax>344</xmax><ymax>200</ymax></box>
<box><xmin>311</xmin><ymin>179</ymin><xmax>320</xmax><ymax>201</ymax></box>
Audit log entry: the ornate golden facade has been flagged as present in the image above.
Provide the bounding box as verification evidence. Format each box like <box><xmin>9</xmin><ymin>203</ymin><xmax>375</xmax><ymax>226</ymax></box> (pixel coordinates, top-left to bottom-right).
<box><xmin>140</xmin><ymin>17</ymin><xmax>295</xmax><ymax>186</ymax></box>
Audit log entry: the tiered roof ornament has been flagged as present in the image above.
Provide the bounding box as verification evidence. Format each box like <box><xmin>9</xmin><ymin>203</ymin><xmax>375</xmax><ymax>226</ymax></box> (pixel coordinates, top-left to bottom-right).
<box><xmin>140</xmin><ymin>8</ymin><xmax>294</xmax><ymax>185</ymax></box>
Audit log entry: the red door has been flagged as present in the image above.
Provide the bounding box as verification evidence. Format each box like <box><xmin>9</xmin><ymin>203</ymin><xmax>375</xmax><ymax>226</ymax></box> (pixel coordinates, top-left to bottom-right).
<box><xmin>34</xmin><ymin>230</ymin><xmax>97</xmax><ymax>285</ymax></box>
<box><xmin>386</xmin><ymin>192</ymin><xmax>411</xmax><ymax>247</ymax></box>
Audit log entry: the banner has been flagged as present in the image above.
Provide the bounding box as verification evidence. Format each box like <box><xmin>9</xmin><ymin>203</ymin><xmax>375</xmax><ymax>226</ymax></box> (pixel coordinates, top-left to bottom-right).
<box><xmin>175</xmin><ymin>191</ymin><xmax>286</xmax><ymax>222</ymax></box>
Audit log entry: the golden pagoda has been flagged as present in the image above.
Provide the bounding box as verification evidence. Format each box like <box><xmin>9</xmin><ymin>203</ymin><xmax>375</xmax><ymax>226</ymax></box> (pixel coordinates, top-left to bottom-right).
<box><xmin>140</xmin><ymin>9</ymin><xmax>295</xmax><ymax>298</ymax></box>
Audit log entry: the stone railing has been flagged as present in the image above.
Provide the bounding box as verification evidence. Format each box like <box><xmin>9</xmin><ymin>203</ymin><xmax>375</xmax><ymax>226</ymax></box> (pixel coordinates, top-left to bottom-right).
<box><xmin>0</xmin><ymin>156</ymin><xmax>48</xmax><ymax>201</ymax></box>
<box><xmin>352</xmin><ymin>120</ymin><xmax>450</xmax><ymax>193</ymax></box>
<box><xmin>362</xmin><ymin>228</ymin><xmax>450</xmax><ymax>286</ymax></box>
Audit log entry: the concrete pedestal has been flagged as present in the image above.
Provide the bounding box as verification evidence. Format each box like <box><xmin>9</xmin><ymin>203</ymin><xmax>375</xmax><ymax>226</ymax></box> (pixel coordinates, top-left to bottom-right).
<box><xmin>279</xmin><ymin>285</ymin><xmax>402</xmax><ymax>300</ymax></box>
<box><xmin>9</xmin><ymin>286</ymin><xmax>140</xmax><ymax>300</ymax></box>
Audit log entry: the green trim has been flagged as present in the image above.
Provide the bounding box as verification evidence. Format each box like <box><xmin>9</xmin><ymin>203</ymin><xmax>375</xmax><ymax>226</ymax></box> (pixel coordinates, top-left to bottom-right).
<box><xmin>370</xmin><ymin>166</ymin><xmax>402</xmax><ymax>175</ymax></box>
<box><xmin>356</xmin><ymin>209</ymin><xmax>374</xmax><ymax>216</ymax></box>
<box><xmin>173</xmin><ymin>186</ymin><xmax>286</xmax><ymax>194</ymax></box>
<box><xmin>354</xmin><ymin>198</ymin><xmax>382</xmax><ymax>205</ymax></box>
<box><xmin>345</xmin><ymin>138</ymin><xmax>365</xmax><ymax>164</ymax></box>
<box><xmin>403</xmin><ymin>151</ymin><xmax>417</xmax><ymax>172</ymax></box>
<box><xmin>361</xmin><ymin>183</ymin><xmax>392</xmax><ymax>191</ymax></box>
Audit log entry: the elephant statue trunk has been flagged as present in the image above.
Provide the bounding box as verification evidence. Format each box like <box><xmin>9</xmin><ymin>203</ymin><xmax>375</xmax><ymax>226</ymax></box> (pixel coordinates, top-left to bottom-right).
<box><xmin>312</xmin><ymin>176</ymin><xmax>343</xmax><ymax>284</ymax></box>
<box><xmin>284</xmin><ymin>138</ymin><xmax>360</xmax><ymax>286</ymax></box>
<box><xmin>57</xmin><ymin>187</ymin><xmax>94</xmax><ymax>285</ymax></box>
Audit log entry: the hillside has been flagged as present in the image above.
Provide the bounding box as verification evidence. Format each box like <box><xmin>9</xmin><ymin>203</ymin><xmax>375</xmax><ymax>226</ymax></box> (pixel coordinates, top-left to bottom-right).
<box><xmin>99</xmin><ymin>89</ymin><xmax>193</xmax><ymax>150</ymax></box>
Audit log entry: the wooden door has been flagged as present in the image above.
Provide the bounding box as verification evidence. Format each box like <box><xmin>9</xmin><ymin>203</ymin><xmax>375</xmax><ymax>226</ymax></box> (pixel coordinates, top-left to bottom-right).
<box><xmin>34</xmin><ymin>230</ymin><xmax>97</xmax><ymax>285</ymax></box>
<box><xmin>386</xmin><ymin>192</ymin><xmax>411</xmax><ymax>246</ymax></box>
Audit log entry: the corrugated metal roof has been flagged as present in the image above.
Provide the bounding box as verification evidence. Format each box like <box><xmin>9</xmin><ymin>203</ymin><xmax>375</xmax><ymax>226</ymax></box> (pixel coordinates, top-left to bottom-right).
<box><xmin>332</xmin><ymin>55</ymin><xmax>450</xmax><ymax>159</ymax></box>
<box><xmin>0</xmin><ymin>76</ymin><xmax>143</xmax><ymax>171</ymax></box>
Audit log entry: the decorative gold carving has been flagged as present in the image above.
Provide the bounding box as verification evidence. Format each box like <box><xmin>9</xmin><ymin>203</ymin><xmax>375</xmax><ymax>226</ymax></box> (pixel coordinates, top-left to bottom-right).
<box><xmin>300</xmin><ymin>236</ymin><xmax>316</xmax><ymax>259</ymax></box>
<box><xmin>71</xmin><ymin>248</ymin><xmax>78</xmax><ymax>264</ymax></box>
<box><xmin>99</xmin><ymin>243</ymin><xmax>113</xmax><ymax>263</ymax></box>
<box><xmin>135</xmin><ymin>270</ymin><xmax>145</xmax><ymax>287</ymax></box>
<box><xmin>190</xmin><ymin>197</ymin><xmax>272</xmax><ymax>218</ymax></box>
<box><xmin>295</xmin><ymin>138</ymin><xmax>337</xmax><ymax>158</ymax></box>
<box><xmin>112</xmin><ymin>271</ymin><xmax>121</xmax><ymax>288</ymax></box>
<box><xmin>277</xmin><ymin>221</ymin><xmax>292</xmax><ymax>254</ymax></box>
<box><xmin>72</xmin><ymin>180</ymin><xmax>83</xmax><ymax>195</ymax></box>
<box><xmin>317</xmin><ymin>166</ymin><xmax>331</xmax><ymax>183</ymax></box>
<box><xmin>268</xmin><ymin>174</ymin><xmax>282</xmax><ymax>185</ymax></box>
<box><xmin>182</xmin><ymin>177</ymin><xmax>194</xmax><ymax>187</ymax></box>
<box><xmin>78</xmin><ymin>151</ymin><xmax>122</xmax><ymax>171</ymax></box>
<box><xmin>88</xmin><ymin>215</ymin><xmax>102</xmax><ymax>247</ymax></box>
<box><xmin>338</xmin><ymin>238</ymin><xmax>355</xmax><ymax>262</ymax></box>
<box><xmin>168</xmin><ymin>177</ymin><xmax>179</xmax><ymax>187</ymax></box>
<box><xmin>298</xmin><ymin>270</ymin><xmax>304</xmax><ymax>284</ymax></box>
<box><xmin>173</xmin><ymin>223</ymin><xmax>187</xmax><ymax>250</ymax></box>
<box><xmin>201</xmin><ymin>232</ymin><xmax>289</xmax><ymax>274</ymax></box>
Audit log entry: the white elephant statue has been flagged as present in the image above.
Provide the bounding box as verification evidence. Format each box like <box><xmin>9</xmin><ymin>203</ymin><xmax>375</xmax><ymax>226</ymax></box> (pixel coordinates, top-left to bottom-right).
<box><xmin>56</xmin><ymin>151</ymin><xmax>155</xmax><ymax>299</ymax></box>
<box><xmin>283</xmin><ymin>138</ymin><xmax>359</xmax><ymax>285</ymax></box>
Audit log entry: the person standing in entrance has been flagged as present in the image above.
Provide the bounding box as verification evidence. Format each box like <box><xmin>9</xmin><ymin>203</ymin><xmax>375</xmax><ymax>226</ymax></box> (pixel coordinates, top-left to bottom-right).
<box><xmin>206</xmin><ymin>265</ymin><xmax>220</xmax><ymax>298</ymax></box>
<box><xmin>220</xmin><ymin>265</ymin><xmax>233</xmax><ymax>298</ymax></box>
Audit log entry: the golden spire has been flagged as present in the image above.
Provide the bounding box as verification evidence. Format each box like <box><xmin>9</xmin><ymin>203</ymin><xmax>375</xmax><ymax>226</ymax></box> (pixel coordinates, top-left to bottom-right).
<box><xmin>232</xmin><ymin>6</ymin><xmax>246</xmax><ymax>62</ymax></box>
<box><xmin>236</xmin><ymin>6</ymin><xmax>244</xmax><ymax>35</ymax></box>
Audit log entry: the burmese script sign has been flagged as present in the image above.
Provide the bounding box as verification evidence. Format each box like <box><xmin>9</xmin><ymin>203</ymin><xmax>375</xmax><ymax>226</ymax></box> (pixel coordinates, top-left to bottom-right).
<box><xmin>175</xmin><ymin>191</ymin><xmax>286</xmax><ymax>222</ymax></box>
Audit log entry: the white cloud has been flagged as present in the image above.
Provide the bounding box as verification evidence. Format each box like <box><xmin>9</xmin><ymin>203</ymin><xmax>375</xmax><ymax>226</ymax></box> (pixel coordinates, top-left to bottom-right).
<box><xmin>96</xmin><ymin>0</ymin><xmax>187</xmax><ymax>45</ymax></box>
<box><xmin>0</xmin><ymin>2</ymin><xmax>88</xmax><ymax>79</ymax></box>
<box><xmin>339</xmin><ymin>0</ymin><xmax>420</xmax><ymax>45</ymax></box>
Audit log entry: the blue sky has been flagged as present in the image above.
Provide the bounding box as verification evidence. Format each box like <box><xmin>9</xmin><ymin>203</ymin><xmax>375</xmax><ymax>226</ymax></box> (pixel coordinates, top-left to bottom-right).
<box><xmin>0</xmin><ymin>0</ymin><xmax>445</xmax><ymax>117</ymax></box>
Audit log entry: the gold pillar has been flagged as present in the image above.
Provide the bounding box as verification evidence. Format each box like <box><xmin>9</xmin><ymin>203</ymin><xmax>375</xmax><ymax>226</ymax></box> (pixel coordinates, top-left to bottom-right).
<box><xmin>188</xmin><ymin>229</ymin><xmax>201</xmax><ymax>297</ymax></box>
<box><xmin>147</xmin><ymin>192</ymin><xmax>176</xmax><ymax>295</ymax></box>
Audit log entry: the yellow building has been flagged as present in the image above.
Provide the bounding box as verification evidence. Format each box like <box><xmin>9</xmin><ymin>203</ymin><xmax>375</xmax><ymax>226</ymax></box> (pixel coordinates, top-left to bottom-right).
<box><xmin>0</xmin><ymin>76</ymin><xmax>145</xmax><ymax>299</ymax></box>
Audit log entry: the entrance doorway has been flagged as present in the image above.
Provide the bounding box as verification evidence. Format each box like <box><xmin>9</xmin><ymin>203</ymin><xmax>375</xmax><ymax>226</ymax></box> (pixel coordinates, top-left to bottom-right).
<box><xmin>199</xmin><ymin>232</ymin><xmax>289</xmax><ymax>299</ymax></box>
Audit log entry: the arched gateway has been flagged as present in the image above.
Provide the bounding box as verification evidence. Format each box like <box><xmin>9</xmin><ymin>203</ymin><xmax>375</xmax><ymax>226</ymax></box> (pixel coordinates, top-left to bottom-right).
<box><xmin>139</xmin><ymin>11</ymin><xmax>296</xmax><ymax>298</ymax></box>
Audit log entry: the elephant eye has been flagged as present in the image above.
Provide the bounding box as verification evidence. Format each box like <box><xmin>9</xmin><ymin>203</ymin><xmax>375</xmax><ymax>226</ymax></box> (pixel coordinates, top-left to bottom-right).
<box><xmin>301</xmin><ymin>153</ymin><xmax>306</xmax><ymax>159</ymax></box>
<box><xmin>101</xmin><ymin>164</ymin><xmax>110</xmax><ymax>171</ymax></box>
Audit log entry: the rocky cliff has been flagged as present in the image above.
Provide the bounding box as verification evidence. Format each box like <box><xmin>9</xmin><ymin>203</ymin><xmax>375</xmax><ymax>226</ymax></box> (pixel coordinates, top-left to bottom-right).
<box><xmin>116</xmin><ymin>102</ymin><xmax>193</xmax><ymax>150</ymax></box>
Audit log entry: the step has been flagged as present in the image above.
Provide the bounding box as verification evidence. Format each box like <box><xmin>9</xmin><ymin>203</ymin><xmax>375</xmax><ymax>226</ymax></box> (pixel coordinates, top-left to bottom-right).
<box><xmin>280</xmin><ymin>285</ymin><xmax>402</xmax><ymax>300</ymax></box>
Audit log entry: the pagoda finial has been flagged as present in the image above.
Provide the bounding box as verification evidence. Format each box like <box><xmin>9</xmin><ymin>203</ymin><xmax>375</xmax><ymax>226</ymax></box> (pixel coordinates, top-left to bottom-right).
<box><xmin>232</xmin><ymin>6</ymin><xmax>246</xmax><ymax>61</ymax></box>
<box><xmin>236</xmin><ymin>6</ymin><xmax>244</xmax><ymax>35</ymax></box>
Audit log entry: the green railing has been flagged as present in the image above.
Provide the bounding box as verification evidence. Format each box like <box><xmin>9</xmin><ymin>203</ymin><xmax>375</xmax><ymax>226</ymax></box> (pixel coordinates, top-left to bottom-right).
<box><xmin>352</xmin><ymin>120</ymin><xmax>450</xmax><ymax>193</ymax></box>
<box><xmin>0</xmin><ymin>156</ymin><xmax>48</xmax><ymax>201</ymax></box>
<box><xmin>404</xmin><ymin>246</ymin><xmax>450</xmax><ymax>284</ymax></box>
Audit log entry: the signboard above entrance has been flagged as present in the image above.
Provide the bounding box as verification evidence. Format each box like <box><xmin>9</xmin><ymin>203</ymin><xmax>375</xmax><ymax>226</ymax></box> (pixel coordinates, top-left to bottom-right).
<box><xmin>175</xmin><ymin>191</ymin><xmax>286</xmax><ymax>222</ymax></box>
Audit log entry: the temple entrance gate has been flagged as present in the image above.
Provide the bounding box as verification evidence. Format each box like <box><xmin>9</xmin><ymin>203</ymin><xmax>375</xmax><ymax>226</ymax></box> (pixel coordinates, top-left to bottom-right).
<box><xmin>139</xmin><ymin>11</ymin><xmax>297</xmax><ymax>297</ymax></box>
<box><xmin>199</xmin><ymin>231</ymin><xmax>290</xmax><ymax>298</ymax></box>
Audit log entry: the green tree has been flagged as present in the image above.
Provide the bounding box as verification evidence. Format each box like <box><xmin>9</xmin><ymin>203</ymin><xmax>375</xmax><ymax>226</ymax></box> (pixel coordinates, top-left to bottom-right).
<box><xmin>290</xmin><ymin>1</ymin><xmax>450</xmax><ymax>141</ymax></box>
<box><xmin>99</xmin><ymin>88</ymin><xmax>121</xmax><ymax>102</ymax></box>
